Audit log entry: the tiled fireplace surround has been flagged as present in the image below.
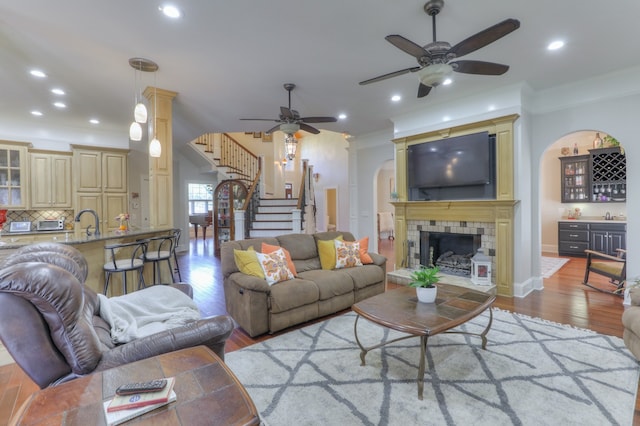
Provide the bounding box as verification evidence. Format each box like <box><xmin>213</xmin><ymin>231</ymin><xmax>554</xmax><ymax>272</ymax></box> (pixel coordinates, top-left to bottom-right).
<box><xmin>406</xmin><ymin>220</ymin><xmax>495</xmax><ymax>277</ymax></box>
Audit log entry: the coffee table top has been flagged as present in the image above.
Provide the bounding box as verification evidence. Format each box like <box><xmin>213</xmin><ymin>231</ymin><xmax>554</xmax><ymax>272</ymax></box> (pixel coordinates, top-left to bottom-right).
<box><xmin>12</xmin><ymin>346</ymin><xmax>260</xmax><ymax>426</ymax></box>
<box><xmin>352</xmin><ymin>284</ymin><xmax>495</xmax><ymax>336</ymax></box>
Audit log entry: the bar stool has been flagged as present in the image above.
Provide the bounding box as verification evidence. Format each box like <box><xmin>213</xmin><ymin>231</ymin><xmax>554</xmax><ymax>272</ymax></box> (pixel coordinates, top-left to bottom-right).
<box><xmin>141</xmin><ymin>234</ymin><xmax>177</xmax><ymax>284</ymax></box>
<box><xmin>103</xmin><ymin>241</ymin><xmax>147</xmax><ymax>295</ymax></box>
<box><xmin>171</xmin><ymin>228</ymin><xmax>183</xmax><ymax>281</ymax></box>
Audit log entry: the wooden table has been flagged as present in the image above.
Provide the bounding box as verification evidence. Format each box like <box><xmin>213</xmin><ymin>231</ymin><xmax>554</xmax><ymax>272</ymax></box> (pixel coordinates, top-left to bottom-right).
<box><xmin>352</xmin><ymin>284</ymin><xmax>495</xmax><ymax>400</ymax></box>
<box><xmin>11</xmin><ymin>346</ymin><xmax>260</xmax><ymax>426</ymax></box>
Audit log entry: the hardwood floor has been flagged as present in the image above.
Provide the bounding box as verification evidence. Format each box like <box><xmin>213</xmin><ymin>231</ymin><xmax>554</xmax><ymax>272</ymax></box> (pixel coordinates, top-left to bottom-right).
<box><xmin>1</xmin><ymin>236</ymin><xmax>637</xmax><ymax>424</ymax></box>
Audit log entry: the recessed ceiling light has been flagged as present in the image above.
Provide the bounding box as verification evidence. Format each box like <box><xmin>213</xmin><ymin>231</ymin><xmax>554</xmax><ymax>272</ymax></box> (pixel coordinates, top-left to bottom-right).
<box><xmin>51</xmin><ymin>88</ymin><xmax>65</xmax><ymax>95</ymax></box>
<box><xmin>89</xmin><ymin>118</ymin><xmax>100</xmax><ymax>124</ymax></box>
<box><xmin>391</xmin><ymin>95</ymin><xmax>401</xmax><ymax>102</ymax></box>
<box><xmin>338</xmin><ymin>113</ymin><xmax>347</xmax><ymax>120</ymax></box>
<box><xmin>53</xmin><ymin>102</ymin><xmax>66</xmax><ymax>108</ymax></box>
<box><xmin>442</xmin><ymin>78</ymin><xmax>452</xmax><ymax>86</ymax></box>
<box><xmin>547</xmin><ymin>40</ymin><xmax>564</xmax><ymax>50</ymax></box>
<box><xmin>159</xmin><ymin>5</ymin><xmax>181</xmax><ymax>18</ymax></box>
<box><xmin>30</xmin><ymin>69</ymin><xmax>46</xmax><ymax>78</ymax></box>
<box><xmin>31</xmin><ymin>110</ymin><xmax>43</xmax><ymax>116</ymax></box>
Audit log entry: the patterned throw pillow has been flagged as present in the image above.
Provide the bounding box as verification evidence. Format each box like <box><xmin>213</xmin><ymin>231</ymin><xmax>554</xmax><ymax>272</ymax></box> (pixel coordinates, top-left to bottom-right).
<box><xmin>335</xmin><ymin>240</ymin><xmax>363</xmax><ymax>269</ymax></box>
<box><xmin>256</xmin><ymin>248</ymin><xmax>294</xmax><ymax>285</ymax></box>
<box><xmin>261</xmin><ymin>242</ymin><xmax>297</xmax><ymax>276</ymax></box>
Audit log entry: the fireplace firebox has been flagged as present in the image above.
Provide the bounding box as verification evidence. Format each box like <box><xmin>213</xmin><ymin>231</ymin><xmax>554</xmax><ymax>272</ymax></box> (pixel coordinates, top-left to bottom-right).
<box><xmin>419</xmin><ymin>231</ymin><xmax>481</xmax><ymax>276</ymax></box>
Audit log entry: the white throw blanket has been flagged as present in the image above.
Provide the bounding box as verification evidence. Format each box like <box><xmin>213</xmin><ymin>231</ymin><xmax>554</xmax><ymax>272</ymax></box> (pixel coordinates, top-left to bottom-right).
<box><xmin>97</xmin><ymin>286</ymin><xmax>201</xmax><ymax>344</ymax></box>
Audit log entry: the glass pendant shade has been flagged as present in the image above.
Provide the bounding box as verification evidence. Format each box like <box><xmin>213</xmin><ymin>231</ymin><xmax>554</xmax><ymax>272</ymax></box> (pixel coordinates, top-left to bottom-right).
<box><xmin>284</xmin><ymin>133</ymin><xmax>297</xmax><ymax>160</ymax></box>
<box><xmin>134</xmin><ymin>102</ymin><xmax>148</xmax><ymax>123</ymax></box>
<box><xmin>149</xmin><ymin>137</ymin><xmax>162</xmax><ymax>157</ymax></box>
<box><xmin>129</xmin><ymin>121</ymin><xmax>142</xmax><ymax>141</ymax></box>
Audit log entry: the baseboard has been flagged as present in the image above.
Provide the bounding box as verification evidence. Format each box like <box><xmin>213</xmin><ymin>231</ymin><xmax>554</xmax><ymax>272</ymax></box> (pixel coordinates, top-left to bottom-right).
<box><xmin>513</xmin><ymin>276</ymin><xmax>543</xmax><ymax>298</ymax></box>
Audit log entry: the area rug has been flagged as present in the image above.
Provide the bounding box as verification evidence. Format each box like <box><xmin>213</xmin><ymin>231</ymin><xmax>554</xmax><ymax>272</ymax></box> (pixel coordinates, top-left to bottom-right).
<box><xmin>225</xmin><ymin>310</ymin><xmax>639</xmax><ymax>426</ymax></box>
<box><xmin>541</xmin><ymin>256</ymin><xmax>570</xmax><ymax>278</ymax></box>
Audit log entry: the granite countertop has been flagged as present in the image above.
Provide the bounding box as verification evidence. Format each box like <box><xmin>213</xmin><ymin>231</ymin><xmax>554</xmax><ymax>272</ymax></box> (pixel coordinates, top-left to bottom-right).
<box><xmin>558</xmin><ymin>217</ymin><xmax>626</xmax><ymax>224</ymax></box>
<box><xmin>0</xmin><ymin>227</ymin><xmax>173</xmax><ymax>249</ymax></box>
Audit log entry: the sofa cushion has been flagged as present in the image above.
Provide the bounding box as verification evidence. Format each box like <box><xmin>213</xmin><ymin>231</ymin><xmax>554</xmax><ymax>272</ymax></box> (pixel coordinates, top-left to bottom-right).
<box><xmin>277</xmin><ymin>233</ymin><xmax>321</xmax><ymax>273</ymax></box>
<box><xmin>335</xmin><ymin>240</ymin><xmax>363</xmax><ymax>269</ymax></box>
<box><xmin>317</xmin><ymin>236</ymin><xmax>343</xmax><ymax>270</ymax></box>
<box><xmin>234</xmin><ymin>247</ymin><xmax>264</xmax><ymax>278</ymax></box>
<box><xmin>338</xmin><ymin>264</ymin><xmax>386</xmax><ymax>290</ymax></box>
<box><xmin>262</xmin><ymin>242</ymin><xmax>297</xmax><ymax>276</ymax></box>
<box><xmin>221</xmin><ymin>237</ymin><xmax>280</xmax><ymax>278</ymax></box>
<box><xmin>256</xmin><ymin>249</ymin><xmax>295</xmax><ymax>285</ymax></box>
<box><xmin>297</xmin><ymin>269</ymin><xmax>354</xmax><ymax>300</ymax></box>
<box><xmin>269</xmin><ymin>278</ymin><xmax>319</xmax><ymax>314</ymax></box>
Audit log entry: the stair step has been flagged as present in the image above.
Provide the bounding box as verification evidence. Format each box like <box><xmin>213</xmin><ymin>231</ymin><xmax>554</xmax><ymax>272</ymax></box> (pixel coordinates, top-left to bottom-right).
<box><xmin>251</xmin><ymin>220</ymin><xmax>292</xmax><ymax>230</ymax></box>
<box><xmin>259</xmin><ymin>198</ymin><xmax>298</xmax><ymax>207</ymax></box>
<box><xmin>249</xmin><ymin>228</ymin><xmax>294</xmax><ymax>238</ymax></box>
<box><xmin>255</xmin><ymin>213</ymin><xmax>291</xmax><ymax>221</ymax></box>
<box><xmin>257</xmin><ymin>206</ymin><xmax>296</xmax><ymax>214</ymax></box>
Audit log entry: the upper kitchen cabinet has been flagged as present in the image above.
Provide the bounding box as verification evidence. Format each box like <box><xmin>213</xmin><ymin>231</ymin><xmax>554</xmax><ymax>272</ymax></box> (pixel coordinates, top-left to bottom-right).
<box><xmin>0</xmin><ymin>141</ymin><xmax>30</xmax><ymax>209</ymax></box>
<box><xmin>73</xmin><ymin>147</ymin><xmax>127</xmax><ymax>193</ymax></box>
<box><xmin>30</xmin><ymin>150</ymin><xmax>72</xmax><ymax>209</ymax></box>
<box><xmin>559</xmin><ymin>155</ymin><xmax>589</xmax><ymax>203</ymax></box>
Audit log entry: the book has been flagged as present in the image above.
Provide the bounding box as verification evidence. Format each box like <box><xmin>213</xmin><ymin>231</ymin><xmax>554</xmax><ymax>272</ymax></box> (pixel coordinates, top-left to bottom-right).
<box><xmin>103</xmin><ymin>390</ymin><xmax>176</xmax><ymax>426</ymax></box>
<box><xmin>106</xmin><ymin>377</ymin><xmax>175</xmax><ymax>412</ymax></box>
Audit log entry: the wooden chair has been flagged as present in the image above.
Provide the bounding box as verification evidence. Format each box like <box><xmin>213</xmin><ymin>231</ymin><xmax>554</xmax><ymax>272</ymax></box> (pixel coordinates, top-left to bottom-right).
<box><xmin>582</xmin><ymin>248</ymin><xmax>626</xmax><ymax>295</ymax></box>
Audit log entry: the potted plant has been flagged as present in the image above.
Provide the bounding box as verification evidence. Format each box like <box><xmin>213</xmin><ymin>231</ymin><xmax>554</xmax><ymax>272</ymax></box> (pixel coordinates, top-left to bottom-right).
<box><xmin>408</xmin><ymin>266</ymin><xmax>441</xmax><ymax>303</ymax></box>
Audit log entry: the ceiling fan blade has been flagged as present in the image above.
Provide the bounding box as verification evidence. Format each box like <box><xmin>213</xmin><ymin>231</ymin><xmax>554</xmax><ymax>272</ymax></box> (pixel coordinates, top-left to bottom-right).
<box><xmin>448</xmin><ymin>18</ymin><xmax>520</xmax><ymax>58</ymax></box>
<box><xmin>300</xmin><ymin>116</ymin><xmax>337</xmax><ymax>123</ymax></box>
<box><xmin>417</xmin><ymin>83</ymin><xmax>432</xmax><ymax>98</ymax></box>
<box><xmin>265</xmin><ymin>124</ymin><xmax>282</xmax><ymax>135</ymax></box>
<box><xmin>240</xmin><ymin>118</ymin><xmax>279</xmax><ymax>122</ymax></box>
<box><xmin>385</xmin><ymin>35</ymin><xmax>429</xmax><ymax>59</ymax></box>
<box><xmin>359</xmin><ymin>66</ymin><xmax>421</xmax><ymax>85</ymax></box>
<box><xmin>299</xmin><ymin>123</ymin><xmax>321</xmax><ymax>135</ymax></box>
<box><xmin>452</xmin><ymin>60</ymin><xmax>509</xmax><ymax>75</ymax></box>
<box><xmin>280</xmin><ymin>107</ymin><xmax>294</xmax><ymax>119</ymax></box>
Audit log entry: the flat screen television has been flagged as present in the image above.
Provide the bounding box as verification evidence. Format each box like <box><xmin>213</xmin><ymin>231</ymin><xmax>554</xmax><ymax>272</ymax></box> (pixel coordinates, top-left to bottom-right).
<box><xmin>407</xmin><ymin>131</ymin><xmax>496</xmax><ymax>201</ymax></box>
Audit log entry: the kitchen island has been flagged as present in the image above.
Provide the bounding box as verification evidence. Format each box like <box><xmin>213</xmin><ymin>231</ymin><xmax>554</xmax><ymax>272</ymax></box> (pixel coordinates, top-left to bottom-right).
<box><xmin>0</xmin><ymin>227</ymin><xmax>175</xmax><ymax>296</ymax></box>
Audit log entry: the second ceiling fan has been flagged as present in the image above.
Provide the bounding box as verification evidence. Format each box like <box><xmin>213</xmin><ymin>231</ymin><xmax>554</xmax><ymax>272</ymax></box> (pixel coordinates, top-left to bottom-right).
<box><xmin>240</xmin><ymin>83</ymin><xmax>337</xmax><ymax>135</ymax></box>
<box><xmin>359</xmin><ymin>0</ymin><xmax>520</xmax><ymax>98</ymax></box>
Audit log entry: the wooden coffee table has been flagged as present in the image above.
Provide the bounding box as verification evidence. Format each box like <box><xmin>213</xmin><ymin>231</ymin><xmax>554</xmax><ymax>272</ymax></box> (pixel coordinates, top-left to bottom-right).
<box><xmin>11</xmin><ymin>346</ymin><xmax>260</xmax><ymax>426</ymax></box>
<box><xmin>352</xmin><ymin>284</ymin><xmax>495</xmax><ymax>400</ymax></box>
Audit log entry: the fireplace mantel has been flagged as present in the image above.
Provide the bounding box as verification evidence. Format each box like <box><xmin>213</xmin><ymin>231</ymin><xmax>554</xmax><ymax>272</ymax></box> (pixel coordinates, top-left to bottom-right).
<box><xmin>391</xmin><ymin>114</ymin><xmax>520</xmax><ymax>297</ymax></box>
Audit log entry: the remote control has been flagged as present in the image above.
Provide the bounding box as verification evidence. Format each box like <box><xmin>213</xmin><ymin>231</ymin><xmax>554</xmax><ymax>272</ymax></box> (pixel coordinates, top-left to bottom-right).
<box><xmin>115</xmin><ymin>379</ymin><xmax>168</xmax><ymax>395</ymax></box>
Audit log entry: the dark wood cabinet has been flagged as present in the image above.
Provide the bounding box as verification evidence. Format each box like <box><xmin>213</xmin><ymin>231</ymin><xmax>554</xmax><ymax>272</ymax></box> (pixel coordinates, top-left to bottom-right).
<box><xmin>589</xmin><ymin>223</ymin><xmax>626</xmax><ymax>256</ymax></box>
<box><xmin>213</xmin><ymin>179</ymin><xmax>248</xmax><ymax>256</ymax></box>
<box><xmin>558</xmin><ymin>221</ymin><xmax>626</xmax><ymax>257</ymax></box>
<box><xmin>558</xmin><ymin>222</ymin><xmax>590</xmax><ymax>256</ymax></box>
<box><xmin>559</xmin><ymin>155</ymin><xmax>589</xmax><ymax>203</ymax></box>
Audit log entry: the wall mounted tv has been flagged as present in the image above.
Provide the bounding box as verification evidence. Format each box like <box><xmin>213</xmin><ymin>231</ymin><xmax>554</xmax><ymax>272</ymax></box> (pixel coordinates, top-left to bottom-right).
<box><xmin>407</xmin><ymin>131</ymin><xmax>496</xmax><ymax>201</ymax></box>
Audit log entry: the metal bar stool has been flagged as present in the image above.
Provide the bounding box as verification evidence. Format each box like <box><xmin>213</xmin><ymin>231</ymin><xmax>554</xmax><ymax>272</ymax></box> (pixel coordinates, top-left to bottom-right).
<box><xmin>103</xmin><ymin>241</ymin><xmax>147</xmax><ymax>295</ymax></box>
<box><xmin>141</xmin><ymin>235</ymin><xmax>177</xmax><ymax>284</ymax></box>
<box><xmin>171</xmin><ymin>228</ymin><xmax>183</xmax><ymax>281</ymax></box>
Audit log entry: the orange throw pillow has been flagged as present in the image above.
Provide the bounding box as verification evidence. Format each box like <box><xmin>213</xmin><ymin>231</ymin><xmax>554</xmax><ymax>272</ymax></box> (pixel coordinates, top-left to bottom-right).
<box><xmin>262</xmin><ymin>242</ymin><xmax>297</xmax><ymax>276</ymax></box>
<box><xmin>358</xmin><ymin>237</ymin><xmax>374</xmax><ymax>264</ymax></box>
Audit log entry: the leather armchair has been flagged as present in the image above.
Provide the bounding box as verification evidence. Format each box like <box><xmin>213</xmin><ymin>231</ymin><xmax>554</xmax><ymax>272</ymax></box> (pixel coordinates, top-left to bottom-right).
<box><xmin>0</xmin><ymin>243</ymin><xmax>235</xmax><ymax>389</ymax></box>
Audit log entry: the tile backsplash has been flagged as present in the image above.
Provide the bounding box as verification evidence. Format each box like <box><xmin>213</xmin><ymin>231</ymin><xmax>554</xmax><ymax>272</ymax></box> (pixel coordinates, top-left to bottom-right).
<box><xmin>2</xmin><ymin>210</ymin><xmax>75</xmax><ymax>231</ymax></box>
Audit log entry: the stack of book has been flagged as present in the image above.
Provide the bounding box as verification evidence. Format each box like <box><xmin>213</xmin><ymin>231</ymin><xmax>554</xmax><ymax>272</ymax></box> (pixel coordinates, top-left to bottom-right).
<box><xmin>102</xmin><ymin>377</ymin><xmax>176</xmax><ymax>426</ymax></box>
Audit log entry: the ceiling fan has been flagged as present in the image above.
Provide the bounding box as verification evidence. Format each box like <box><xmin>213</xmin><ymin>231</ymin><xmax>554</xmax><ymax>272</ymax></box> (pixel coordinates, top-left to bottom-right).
<box><xmin>240</xmin><ymin>83</ymin><xmax>337</xmax><ymax>135</ymax></box>
<box><xmin>359</xmin><ymin>0</ymin><xmax>520</xmax><ymax>98</ymax></box>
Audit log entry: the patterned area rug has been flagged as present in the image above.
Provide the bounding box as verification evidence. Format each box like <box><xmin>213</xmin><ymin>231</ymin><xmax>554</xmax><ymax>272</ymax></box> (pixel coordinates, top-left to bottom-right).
<box><xmin>225</xmin><ymin>310</ymin><xmax>638</xmax><ymax>426</ymax></box>
<box><xmin>541</xmin><ymin>256</ymin><xmax>570</xmax><ymax>278</ymax></box>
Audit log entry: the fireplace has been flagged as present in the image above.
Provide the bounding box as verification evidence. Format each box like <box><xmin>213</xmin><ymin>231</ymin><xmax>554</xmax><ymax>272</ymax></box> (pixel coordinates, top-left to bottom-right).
<box><xmin>420</xmin><ymin>231</ymin><xmax>481</xmax><ymax>276</ymax></box>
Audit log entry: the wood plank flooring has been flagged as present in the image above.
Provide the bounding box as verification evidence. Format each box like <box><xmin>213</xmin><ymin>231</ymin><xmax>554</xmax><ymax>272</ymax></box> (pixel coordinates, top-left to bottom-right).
<box><xmin>1</xmin><ymin>237</ymin><xmax>637</xmax><ymax>424</ymax></box>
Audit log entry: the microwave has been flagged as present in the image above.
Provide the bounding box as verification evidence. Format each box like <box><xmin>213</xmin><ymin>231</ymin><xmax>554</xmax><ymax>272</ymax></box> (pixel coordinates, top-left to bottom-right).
<box><xmin>37</xmin><ymin>219</ymin><xmax>65</xmax><ymax>231</ymax></box>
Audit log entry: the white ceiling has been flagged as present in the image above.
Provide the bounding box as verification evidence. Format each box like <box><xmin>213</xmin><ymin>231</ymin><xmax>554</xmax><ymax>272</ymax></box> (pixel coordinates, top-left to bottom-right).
<box><xmin>2</xmin><ymin>1</ymin><xmax>640</xmax><ymax>147</ymax></box>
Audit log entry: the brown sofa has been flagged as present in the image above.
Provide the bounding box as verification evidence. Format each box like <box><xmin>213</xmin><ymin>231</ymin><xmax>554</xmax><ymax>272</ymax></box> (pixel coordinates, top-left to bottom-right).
<box><xmin>622</xmin><ymin>287</ymin><xmax>640</xmax><ymax>359</ymax></box>
<box><xmin>221</xmin><ymin>231</ymin><xmax>387</xmax><ymax>337</ymax></box>
<box><xmin>0</xmin><ymin>243</ymin><xmax>234</xmax><ymax>388</ymax></box>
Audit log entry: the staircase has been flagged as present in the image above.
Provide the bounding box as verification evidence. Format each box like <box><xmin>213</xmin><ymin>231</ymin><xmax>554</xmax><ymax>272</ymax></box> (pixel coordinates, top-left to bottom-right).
<box><xmin>189</xmin><ymin>133</ymin><xmax>303</xmax><ymax>238</ymax></box>
<box><xmin>249</xmin><ymin>198</ymin><xmax>298</xmax><ymax>238</ymax></box>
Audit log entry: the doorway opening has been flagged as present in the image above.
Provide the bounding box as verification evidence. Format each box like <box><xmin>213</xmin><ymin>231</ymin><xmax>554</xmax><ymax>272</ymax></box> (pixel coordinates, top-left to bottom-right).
<box><xmin>325</xmin><ymin>187</ymin><xmax>337</xmax><ymax>231</ymax></box>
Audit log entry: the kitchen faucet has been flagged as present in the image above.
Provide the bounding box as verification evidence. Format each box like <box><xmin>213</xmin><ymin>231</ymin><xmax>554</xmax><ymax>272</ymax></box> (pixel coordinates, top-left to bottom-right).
<box><xmin>74</xmin><ymin>209</ymin><xmax>100</xmax><ymax>237</ymax></box>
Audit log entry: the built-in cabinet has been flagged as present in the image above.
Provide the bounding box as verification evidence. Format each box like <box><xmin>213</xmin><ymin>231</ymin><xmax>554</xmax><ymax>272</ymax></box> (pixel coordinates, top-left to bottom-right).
<box><xmin>0</xmin><ymin>142</ymin><xmax>29</xmax><ymax>209</ymax></box>
<box><xmin>558</xmin><ymin>221</ymin><xmax>626</xmax><ymax>257</ymax></box>
<box><xmin>559</xmin><ymin>147</ymin><xmax>626</xmax><ymax>203</ymax></box>
<box><xmin>30</xmin><ymin>151</ymin><xmax>72</xmax><ymax>209</ymax></box>
<box><xmin>73</xmin><ymin>146</ymin><xmax>128</xmax><ymax>232</ymax></box>
<box><xmin>213</xmin><ymin>179</ymin><xmax>247</xmax><ymax>256</ymax></box>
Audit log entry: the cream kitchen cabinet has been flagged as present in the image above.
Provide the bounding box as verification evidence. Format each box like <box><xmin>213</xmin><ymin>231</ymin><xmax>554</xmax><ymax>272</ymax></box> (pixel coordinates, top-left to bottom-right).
<box><xmin>72</xmin><ymin>146</ymin><xmax>128</xmax><ymax>233</ymax></box>
<box><xmin>30</xmin><ymin>151</ymin><xmax>72</xmax><ymax>209</ymax></box>
<box><xmin>0</xmin><ymin>141</ymin><xmax>30</xmax><ymax>209</ymax></box>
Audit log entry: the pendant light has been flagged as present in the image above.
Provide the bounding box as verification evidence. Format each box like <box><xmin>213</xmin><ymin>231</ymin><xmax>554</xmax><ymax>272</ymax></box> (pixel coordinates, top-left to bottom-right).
<box><xmin>284</xmin><ymin>133</ymin><xmax>297</xmax><ymax>160</ymax></box>
<box><xmin>128</xmin><ymin>58</ymin><xmax>158</xmax><ymax>141</ymax></box>
<box><xmin>149</xmin><ymin>76</ymin><xmax>161</xmax><ymax>158</ymax></box>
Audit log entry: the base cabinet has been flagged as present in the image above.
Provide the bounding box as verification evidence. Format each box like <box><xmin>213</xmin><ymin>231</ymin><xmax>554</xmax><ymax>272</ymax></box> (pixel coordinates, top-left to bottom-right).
<box><xmin>558</xmin><ymin>221</ymin><xmax>626</xmax><ymax>257</ymax></box>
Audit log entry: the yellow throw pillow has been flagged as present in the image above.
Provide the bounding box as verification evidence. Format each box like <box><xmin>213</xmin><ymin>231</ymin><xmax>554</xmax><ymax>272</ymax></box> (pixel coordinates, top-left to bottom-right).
<box><xmin>335</xmin><ymin>239</ymin><xmax>363</xmax><ymax>269</ymax></box>
<box><xmin>256</xmin><ymin>248</ymin><xmax>294</xmax><ymax>285</ymax></box>
<box><xmin>233</xmin><ymin>246</ymin><xmax>264</xmax><ymax>278</ymax></box>
<box><xmin>317</xmin><ymin>235</ymin><xmax>343</xmax><ymax>270</ymax></box>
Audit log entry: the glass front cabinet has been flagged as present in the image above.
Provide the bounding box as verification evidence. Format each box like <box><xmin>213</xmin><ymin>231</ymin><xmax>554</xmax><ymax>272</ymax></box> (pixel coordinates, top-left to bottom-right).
<box><xmin>560</xmin><ymin>155</ymin><xmax>589</xmax><ymax>203</ymax></box>
<box><xmin>213</xmin><ymin>179</ymin><xmax>248</xmax><ymax>256</ymax></box>
<box><xmin>0</xmin><ymin>143</ymin><xmax>28</xmax><ymax>209</ymax></box>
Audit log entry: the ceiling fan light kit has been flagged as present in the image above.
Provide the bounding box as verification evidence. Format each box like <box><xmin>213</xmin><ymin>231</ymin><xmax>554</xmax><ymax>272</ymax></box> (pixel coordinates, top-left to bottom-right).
<box><xmin>359</xmin><ymin>0</ymin><xmax>520</xmax><ymax>98</ymax></box>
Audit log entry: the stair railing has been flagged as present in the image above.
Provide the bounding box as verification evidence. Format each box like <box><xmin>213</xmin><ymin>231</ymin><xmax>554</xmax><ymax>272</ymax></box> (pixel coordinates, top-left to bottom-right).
<box><xmin>241</xmin><ymin>157</ymin><xmax>262</xmax><ymax>239</ymax></box>
<box><xmin>295</xmin><ymin>161</ymin><xmax>309</xmax><ymax>232</ymax></box>
<box><xmin>194</xmin><ymin>133</ymin><xmax>259</xmax><ymax>188</ymax></box>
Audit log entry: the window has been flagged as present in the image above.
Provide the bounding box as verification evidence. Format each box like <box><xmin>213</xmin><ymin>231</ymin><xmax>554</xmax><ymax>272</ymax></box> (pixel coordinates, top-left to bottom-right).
<box><xmin>188</xmin><ymin>183</ymin><xmax>213</xmax><ymax>215</ymax></box>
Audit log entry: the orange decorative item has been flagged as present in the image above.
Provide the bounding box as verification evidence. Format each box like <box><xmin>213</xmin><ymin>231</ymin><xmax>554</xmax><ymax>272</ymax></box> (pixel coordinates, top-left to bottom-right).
<box><xmin>115</xmin><ymin>213</ymin><xmax>129</xmax><ymax>231</ymax></box>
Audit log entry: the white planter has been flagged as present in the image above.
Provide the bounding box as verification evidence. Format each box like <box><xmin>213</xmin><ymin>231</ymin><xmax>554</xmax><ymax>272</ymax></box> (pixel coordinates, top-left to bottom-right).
<box><xmin>416</xmin><ymin>286</ymin><xmax>437</xmax><ymax>303</ymax></box>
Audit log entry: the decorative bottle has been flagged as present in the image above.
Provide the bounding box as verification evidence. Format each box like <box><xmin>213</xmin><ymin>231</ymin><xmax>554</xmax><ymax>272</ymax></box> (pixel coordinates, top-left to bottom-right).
<box><xmin>573</xmin><ymin>143</ymin><xmax>578</xmax><ymax>155</ymax></box>
<box><xmin>593</xmin><ymin>133</ymin><xmax>603</xmax><ymax>149</ymax></box>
